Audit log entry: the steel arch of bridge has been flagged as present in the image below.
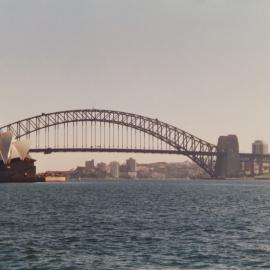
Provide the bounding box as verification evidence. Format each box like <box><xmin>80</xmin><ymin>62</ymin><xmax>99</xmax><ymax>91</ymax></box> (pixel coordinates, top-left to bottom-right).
<box><xmin>0</xmin><ymin>109</ymin><xmax>218</xmax><ymax>176</ymax></box>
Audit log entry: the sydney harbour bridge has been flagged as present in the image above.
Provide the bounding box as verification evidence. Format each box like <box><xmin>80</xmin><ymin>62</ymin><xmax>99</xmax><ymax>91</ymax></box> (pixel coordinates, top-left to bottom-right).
<box><xmin>0</xmin><ymin>109</ymin><xmax>267</xmax><ymax>178</ymax></box>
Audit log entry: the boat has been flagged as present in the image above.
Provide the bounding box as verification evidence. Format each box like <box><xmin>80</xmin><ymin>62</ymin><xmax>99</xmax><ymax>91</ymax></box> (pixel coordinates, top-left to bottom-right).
<box><xmin>43</xmin><ymin>171</ymin><xmax>66</xmax><ymax>182</ymax></box>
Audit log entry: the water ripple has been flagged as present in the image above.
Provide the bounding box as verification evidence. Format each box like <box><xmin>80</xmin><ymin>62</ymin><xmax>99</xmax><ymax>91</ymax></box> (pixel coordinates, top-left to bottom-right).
<box><xmin>0</xmin><ymin>180</ymin><xmax>270</xmax><ymax>269</ymax></box>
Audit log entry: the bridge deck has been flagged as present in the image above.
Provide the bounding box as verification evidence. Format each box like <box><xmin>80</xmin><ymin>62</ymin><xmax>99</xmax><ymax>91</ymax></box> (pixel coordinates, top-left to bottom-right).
<box><xmin>240</xmin><ymin>153</ymin><xmax>270</xmax><ymax>162</ymax></box>
<box><xmin>29</xmin><ymin>148</ymin><xmax>217</xmax><ymax>156</ymax></box>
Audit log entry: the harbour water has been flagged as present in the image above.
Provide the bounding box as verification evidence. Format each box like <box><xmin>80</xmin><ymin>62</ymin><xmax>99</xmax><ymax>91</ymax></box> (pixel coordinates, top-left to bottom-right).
<box><xmin>0</xmin><ymin>180</ymin><xmax>270</xmax><ymax>269</ymax></box>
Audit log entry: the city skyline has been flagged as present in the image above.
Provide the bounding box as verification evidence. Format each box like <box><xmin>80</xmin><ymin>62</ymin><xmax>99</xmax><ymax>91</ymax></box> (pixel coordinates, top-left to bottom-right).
<box><xmin>65</xmin><ymin>157</ymin><xmax>207</xmax><ymax>180</ymax></box>
<box><xmin>0</xmin><ymin>0</ymin><xmax>269</xmax><ymax>171</ymax></box>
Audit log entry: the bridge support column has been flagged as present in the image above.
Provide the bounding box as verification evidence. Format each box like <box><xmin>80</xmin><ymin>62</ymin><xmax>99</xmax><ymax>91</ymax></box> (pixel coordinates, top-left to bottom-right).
<box><xmin>250</xmin><ymin>158</ymin><xmax>255</xmax><ymax>177</ymax></box>
<box><xmin>215</xmin><ymin>135</ymin><xmax>240</xmax><ymax>179</ymax></box>
<box><xmin>258</xmin><ymin>158</ymin><xmax>263</xmax><ymax>175</ymax></box>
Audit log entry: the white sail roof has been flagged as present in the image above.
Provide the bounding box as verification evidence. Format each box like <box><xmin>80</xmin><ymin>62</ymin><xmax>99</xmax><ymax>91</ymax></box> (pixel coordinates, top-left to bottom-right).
<box><xmin>8</xmin><ymin>143</ymin><xmax>21</xmax><ymax>161</ymax></box>
<box><xmin>13</xmin><ymin>140</ymin><xmax>31</xmax><ymax>160</ymax></box>
<box><xmin>0</xmin><ymin>131</ymin><xmax>13</xmax><ymax>164</ymax></box>
<box><xmin>0</xmin><ymin>132</ymin><xmax>32</xmax><ymax>164</ymax></box>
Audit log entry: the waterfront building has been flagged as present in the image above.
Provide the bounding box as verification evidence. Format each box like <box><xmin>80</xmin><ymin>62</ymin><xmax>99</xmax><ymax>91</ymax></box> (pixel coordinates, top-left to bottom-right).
<box><xmin>0</xmin><ymin>131</ymin><xmax>44</xmax><ymax>182</ymax></box>
<box><xmin>97</xmin><ymin>162</ymin><xmax>107</xmax><ymax>173</ymax></box>
<box><xmin>110</xmin><ymin>162</ymin><xmax>120</xmax><ymax>178</ymax></box>
<box><xmin>126</xmin><ymin>158</ymin><xmax>137</xmax><ymax>178</ymax></box>
<box><xmin>127</xmin><ymin>171</ymin><xmax>137</xmax><ymax>178</ymax></box>
<box><xmin>126</xmin><ymin>158</ymin><xmax>137</xmax><ymax>172</ymax></box>
<box><xmin>96</xmin><ymin>162</ymin><xmax>107</xmax><ymax>178</ymax></box>
<box><xmin>85</xmin><ymin>160</ymin><xmax>95</xmax><ymax>172</ymax></box>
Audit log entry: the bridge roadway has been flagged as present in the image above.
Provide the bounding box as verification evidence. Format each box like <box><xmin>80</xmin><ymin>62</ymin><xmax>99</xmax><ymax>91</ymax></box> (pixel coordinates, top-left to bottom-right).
<box><xmin>240</xmin><ymin>153</ymin><xmax>270</xmax><ymax>162</ymax></box>
<box><xmin>30</xmin><ymin>148</ymin><xmax>270</xmax><ymax>167</ymax></box>
<box><xmin>239</xmin><ymin>153</ymin><xmax>270</xmax><ymax>175</ymax></box>
<box><xmin>30</xmin><ymin>148</ymin><xmax>216</xmax><ymax>156</ymax></box>
<box><xmin>31</xmin><ymin>148</ymin><xmax>270</xmax><ymax>161</ymax></box>
<box><xmin>30</xmin><ymin>148</ymin><xmax>270</xmax><ymax>163</ymax></box>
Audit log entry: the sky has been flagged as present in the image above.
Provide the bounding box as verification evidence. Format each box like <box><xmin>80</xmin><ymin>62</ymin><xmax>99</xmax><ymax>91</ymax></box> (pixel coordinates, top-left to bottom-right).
<box><xmin>0</xmin><ymin>0</ymin><xmax>269</xmax><ymax>171</ymax></box>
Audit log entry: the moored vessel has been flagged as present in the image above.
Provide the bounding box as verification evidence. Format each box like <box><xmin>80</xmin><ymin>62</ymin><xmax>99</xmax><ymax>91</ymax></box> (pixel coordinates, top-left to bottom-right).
<box><xmin>43</xmin><ymin>171</ymin><xmax>66</xmax><ymax>182</ymax></box>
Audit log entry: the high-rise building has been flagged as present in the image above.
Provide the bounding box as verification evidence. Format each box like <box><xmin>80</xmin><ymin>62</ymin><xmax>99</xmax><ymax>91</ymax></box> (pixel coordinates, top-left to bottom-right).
<box><xmin>110</xmin><ymin>162</ymin><xmax>120</xmax><ymax>178</ymax></box>
<box><xmin>85</xmin><ymin>160</ymin><xmax>95</xmax><ymax>171</ymax></box>
<box><xmin>126</xmin><ymin>158</ymin><xmax>137</xmax><ymax>178</ymax></box>
<box><xmin>126</xmin><ymin>158</ymin><xmax>137</xmax><ymax>172</ymax></box>
<box><xmin>96</xmin><ymin>162</ymin><xmax>107</xmax><ymax>178</ymax></box>
<box><xmin>97</xmin><ymin>162</ymin><xmax>107</xmax><ymax>173</ymax></box>
<box><xmin>252</xmin><ymin>140</ymin><xmax>268</xmax><ymax>155</ymax></box>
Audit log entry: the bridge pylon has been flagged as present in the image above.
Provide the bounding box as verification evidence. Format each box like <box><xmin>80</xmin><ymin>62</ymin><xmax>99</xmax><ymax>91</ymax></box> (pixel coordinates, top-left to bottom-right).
<box><xmin>215</xmin><ymin>135</ymin><xmax>240</xmax><ymax>178</ymax></box>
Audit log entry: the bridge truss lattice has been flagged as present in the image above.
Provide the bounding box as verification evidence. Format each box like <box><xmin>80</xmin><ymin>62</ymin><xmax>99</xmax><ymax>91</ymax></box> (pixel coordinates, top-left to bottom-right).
<box><xmin>0</xmin><ymin>109</ymin><xmax>218</xmax><ymax>176</ymax></box>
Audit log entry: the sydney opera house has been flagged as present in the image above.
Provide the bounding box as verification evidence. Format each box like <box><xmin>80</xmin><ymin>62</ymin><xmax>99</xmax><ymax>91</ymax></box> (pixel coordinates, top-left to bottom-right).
<box><xmin>0</xmin><ymin>131</ymin><xmax>44</xmax><ymax>182</ymax></box>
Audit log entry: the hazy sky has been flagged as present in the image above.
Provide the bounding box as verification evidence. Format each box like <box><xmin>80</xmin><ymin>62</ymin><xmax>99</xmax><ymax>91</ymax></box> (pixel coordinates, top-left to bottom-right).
<box><xmin>0</xmin><ymin>0</ymin><xmax>269</xmax><ymax>170</ymax></box>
